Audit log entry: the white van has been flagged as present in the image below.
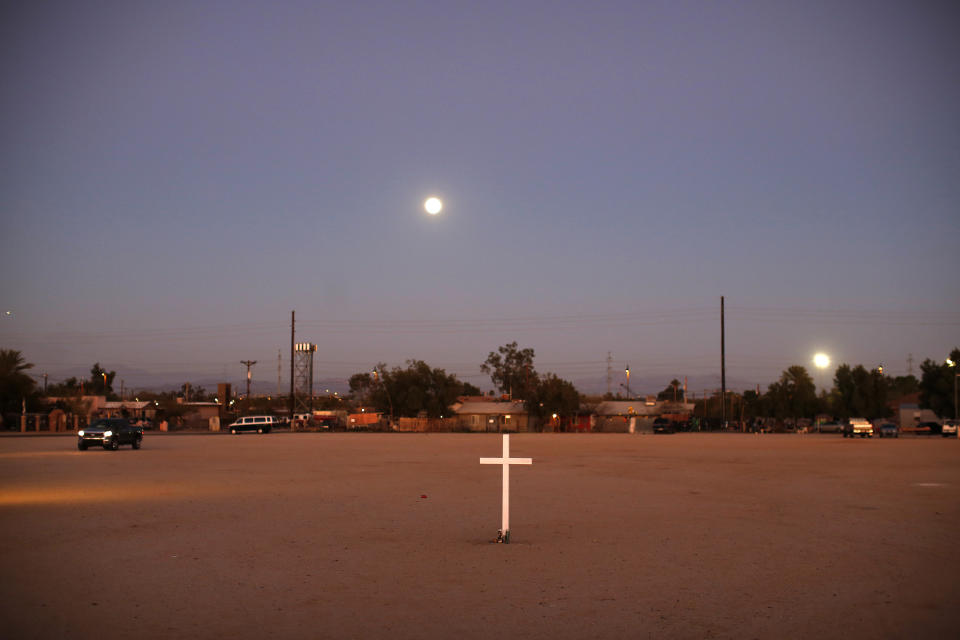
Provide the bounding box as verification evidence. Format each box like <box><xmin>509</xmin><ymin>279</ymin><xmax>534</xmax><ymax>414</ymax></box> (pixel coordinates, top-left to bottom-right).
<box><xmin>228</xmin><ymin>415</ymin><xmax>277</xmax><ymax>434</ymax></box>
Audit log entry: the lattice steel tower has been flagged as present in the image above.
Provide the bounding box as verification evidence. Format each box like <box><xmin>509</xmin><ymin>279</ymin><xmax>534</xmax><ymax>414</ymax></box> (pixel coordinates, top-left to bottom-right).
<box><xmin>293</xmin><ymin>342</ymin><xmax>317</xmax><ymax>413</ymax></box>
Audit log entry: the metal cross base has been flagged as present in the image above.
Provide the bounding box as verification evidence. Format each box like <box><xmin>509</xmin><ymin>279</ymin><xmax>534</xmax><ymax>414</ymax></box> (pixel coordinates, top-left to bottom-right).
<box><xmin>495</xmin><ymin>529</ymin><xmax>511</xmax><ymax>544</ymax></box>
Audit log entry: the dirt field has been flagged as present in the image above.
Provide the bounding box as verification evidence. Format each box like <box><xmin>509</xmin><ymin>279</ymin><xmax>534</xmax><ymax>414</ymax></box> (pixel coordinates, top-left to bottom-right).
<box><xmin>1</xmin><ymin>432</ymin><xmax>958</xmax><ymax>639</ymax></box>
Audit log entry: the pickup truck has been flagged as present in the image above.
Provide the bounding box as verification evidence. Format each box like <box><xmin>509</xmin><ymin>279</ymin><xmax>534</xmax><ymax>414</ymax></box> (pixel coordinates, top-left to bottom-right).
<box><xmin>78</xmin><ymin>418</ymin><xmax>143</xmax><ymax>450</ymax></box>
<box><xmin>842</xmin><ymin>418</ymin><xmax>873</xmax><ymax>438</ymax></box>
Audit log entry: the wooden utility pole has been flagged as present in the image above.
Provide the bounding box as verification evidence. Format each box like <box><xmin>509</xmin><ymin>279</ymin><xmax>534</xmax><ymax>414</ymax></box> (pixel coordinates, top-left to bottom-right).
<box><xmin>289</xmin><ymin>310</ymin><xmax>295</xmax><ymax>419</ymax></box>
<box><xmin>721</xmin><ymin>296</ymin><xmax>726</xmax><ymax>430</ymax></box>
<box><xmin>606</xmin><ymin>352</ymin><xmax>613</xmax><ymax>396</ymax></box>
<box><xmin>240</xmin><ymin>361</ymin><xmax>257</xmax><ymax>402</ymax></box>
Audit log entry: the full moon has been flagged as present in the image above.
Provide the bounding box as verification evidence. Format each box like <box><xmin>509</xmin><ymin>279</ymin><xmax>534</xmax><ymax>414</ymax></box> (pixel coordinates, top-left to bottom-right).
<box><xmin>813</xmin><ymin>352</ymin><xmax>831</xmax><ymax>369</ymax></box>
<box><xmin>424</xmin><ymin>197</ymin><xmax>443</xmax><ymax>215</ymax></box>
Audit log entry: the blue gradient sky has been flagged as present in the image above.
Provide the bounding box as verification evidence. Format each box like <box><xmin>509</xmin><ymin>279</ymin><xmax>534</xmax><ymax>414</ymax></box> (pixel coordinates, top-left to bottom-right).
<box><xmin>2</xmin><ymin>1</ymin><xmax>958</xmax><ymax>393</ymax></box>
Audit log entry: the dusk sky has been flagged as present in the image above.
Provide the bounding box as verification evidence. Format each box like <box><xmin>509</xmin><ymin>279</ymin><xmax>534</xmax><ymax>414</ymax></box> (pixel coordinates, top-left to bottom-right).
<box><xmin>2</xmin><ymin>1</ymin><xmax>958</xmax><ymax>394</ymax></box>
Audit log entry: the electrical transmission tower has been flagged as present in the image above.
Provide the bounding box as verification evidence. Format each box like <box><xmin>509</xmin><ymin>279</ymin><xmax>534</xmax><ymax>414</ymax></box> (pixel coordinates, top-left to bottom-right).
<box><xmin>293</xmin><ymin>343</ymin><xmax>317</xmax><ymax>414</ymax></box>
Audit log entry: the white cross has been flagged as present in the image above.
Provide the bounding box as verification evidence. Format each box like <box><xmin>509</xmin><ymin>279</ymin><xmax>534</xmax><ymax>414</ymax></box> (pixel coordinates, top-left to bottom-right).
<box><xmin>480</xmin><ymin>433</ymin><xmax>532</xmax><ymax>544</ymax></box>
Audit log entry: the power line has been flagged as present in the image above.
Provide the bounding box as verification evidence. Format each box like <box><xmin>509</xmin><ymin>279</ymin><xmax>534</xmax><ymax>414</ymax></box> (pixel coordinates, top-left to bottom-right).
<box><xmin>5</xmin><ymin>306</ymin><xmax>957</xmax><ymax>345</ymax></box>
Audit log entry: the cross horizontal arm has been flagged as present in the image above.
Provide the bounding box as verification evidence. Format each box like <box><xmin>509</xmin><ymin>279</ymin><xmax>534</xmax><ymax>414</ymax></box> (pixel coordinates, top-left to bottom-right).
<box><xmin>480</xmin><ymin>457</ymin><xmax>532</xmax><ymax>465</ymax></box>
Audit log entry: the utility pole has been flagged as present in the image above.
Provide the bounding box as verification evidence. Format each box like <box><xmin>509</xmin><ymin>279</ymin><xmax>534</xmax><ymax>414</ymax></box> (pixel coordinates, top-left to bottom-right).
<box><xmin>240</xmin><ymin>360</ymin><xmax>257</xmax><ymax>402</ymax></box>
<box><xmin>907</xmin><ymin>353</ymin><xmax>914</xmax><ymax>376</ymax></box>
<box><xmin>606</xmin><ymin>352</ymin><xmax>613</xmax><ymax>396</ymax></box>
<box><xmin>42</xmin><ymin>373</ymin><xmax>48</xmax><ymax>394</ymax></box>
<box><xmin>277</xmin><ymin>349</ymin><xmax>282</xmax><ymax>396</ymax></box>
<box><xmin>721</xmin><ymin>296</ymin><xmax>726</xmax><ymax>431</ymax></box>
<box><xmin>289</xmin><ymin>310</ymin><xmax>295</xmax><ymax>419</ymax></box>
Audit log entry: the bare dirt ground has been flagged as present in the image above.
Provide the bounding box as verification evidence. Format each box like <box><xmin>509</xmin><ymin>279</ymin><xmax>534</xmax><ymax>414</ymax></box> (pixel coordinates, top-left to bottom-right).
<box><xmin>1</xmin><ymin>432</ymin><xmax>958</xmax><ymax>639</ymax></box>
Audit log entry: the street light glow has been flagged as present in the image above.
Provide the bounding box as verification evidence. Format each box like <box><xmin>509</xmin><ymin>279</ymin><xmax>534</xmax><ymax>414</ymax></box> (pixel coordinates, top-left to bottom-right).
<box><xmin>813</xmin><ymin>353</ymin><xmax>830</xmax><ymax>369</ymax></box>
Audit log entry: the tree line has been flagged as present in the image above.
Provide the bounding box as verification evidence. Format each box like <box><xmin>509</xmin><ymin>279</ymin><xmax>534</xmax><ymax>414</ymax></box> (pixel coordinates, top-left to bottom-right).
<box><xmin>700</xmin><ymin>348</ymin><xmax>959</xmax><ymax>424</ymax></box>
<box><xmin>2</xmin><ymin>345</ymin><xmax>958</xmax><ymax>427</ymax></box>
<box><xmin>347</xmin><ymin>342</ymin><xmax>580</xmax><ymax>425</ymax></box>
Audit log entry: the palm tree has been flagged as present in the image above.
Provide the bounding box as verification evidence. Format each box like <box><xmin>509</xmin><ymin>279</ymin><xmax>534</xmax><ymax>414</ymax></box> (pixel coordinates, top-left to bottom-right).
<box><xmin>0</xmin><ymin>349</ymin><xmax>33</xmax><ymax>376</ymax></box>
<box><xmin>0</xmin><ymin>348</ymin><xmax>37</xmax><ymax>416</ymax></box>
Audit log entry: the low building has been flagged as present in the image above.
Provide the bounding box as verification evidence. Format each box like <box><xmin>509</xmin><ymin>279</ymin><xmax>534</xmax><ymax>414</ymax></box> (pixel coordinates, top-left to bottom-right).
<box><xmin>592</xmin><ymin>399</ymin><xmax>695</xmax><ymax>432</ymax></box>
<box><xmin>176</xmin><ymin>401</ymin><xmax>222</xmax><ymax>430</ymax></box>
<box><xmin>100</xmin><ymin>400</ymin><xmax>157</xmax><ymax>421</ymax></box>
<box><xmin>451</xmin><ymin>398</ymin><xmax>529</xmax><ymax>432</ymax></box>
<box><xmin>44</xmin><ymin>395</ymin><xmax>158</xmax><ymax>426</ymax></box>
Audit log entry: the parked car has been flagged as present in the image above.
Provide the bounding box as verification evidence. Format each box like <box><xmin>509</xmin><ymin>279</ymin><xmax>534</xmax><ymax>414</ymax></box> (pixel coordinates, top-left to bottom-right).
<box><xmin>916</xmin><ymin>421</ymin><xmax>942</xmax><ymax>435</ymax></box>
<box><xmin>78</xmin><ymin>418</ymin><xmax>143</xmax><ymax>451</ymax></box>
<box><xmin>941</xmin><ymin>420</ymin><xmax>958</xmax><ymax>438</ymax></box>
<box><xmin>228</xmin><ymin>415</ymin><xmax>277</xmax><ymax>434</ymax></box>
<box><xmin>843</xmin><ymin>418</ymin><xmax>873</xmax><ymax>438</ymax></box>
<box><xmin>876</xmin><ymin>423</ymin><xmax>898</xmax><ymax>438</ymax></box>
<box><xmin>817</xmin><ymin>421</ymin><xmax>843</xmax><ymax>434</ymax></box>
<box><xmin>652</xmin><ymin>417</ymin><xmax>675</xmax><ymax>434</ymax></box>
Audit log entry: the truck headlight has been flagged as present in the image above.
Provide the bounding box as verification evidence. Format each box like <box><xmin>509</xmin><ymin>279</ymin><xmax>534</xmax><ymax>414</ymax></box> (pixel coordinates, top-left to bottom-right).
<box><xmin>103</xmin><ymin>430</ymin><xmax>113</xmax><ymax>438</ymax></box>
<box><xmin>78</xmin><ymin>430</ymin><xmax>85</xmax><ymax>437</ymax></box>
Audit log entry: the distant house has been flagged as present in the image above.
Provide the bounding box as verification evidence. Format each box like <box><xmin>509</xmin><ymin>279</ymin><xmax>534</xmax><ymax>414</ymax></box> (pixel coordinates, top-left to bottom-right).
<box><xmin>451</xmin><ymin>398</ymin><xmax>529</xmax><ymax>432</ymax></box>
<box><xmin>100</xmin><ymin>400</ymin><xmax>156</xmax><ymax>421</ymax></box>
<box><xmin>592</xmin><ymin>399</ymin><xmax>695</xmax><ymax>432</ymax></box>
<box><xmin>45</xmin><ymin>395</ymin><xmax>157</xmax><ymax>424</ymax></box>
<box><xmin>175</xmin><ymin>400</ymin><xmax>222</xmax><ymax>429</ymax></box>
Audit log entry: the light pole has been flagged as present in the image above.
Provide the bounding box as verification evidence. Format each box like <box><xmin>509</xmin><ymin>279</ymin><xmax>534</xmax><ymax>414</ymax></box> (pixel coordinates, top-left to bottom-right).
<box><xmin>947</xmin><ymin>359</ymin><xmax>958</xmax><ymax>421</ymax></box>
<box><xmin>624</xmin><ymin>365</ymin><xmax>631</xmax><ymax>397</ymax></box>
<box><xmin>372</xmin><ymin>368</ymin><xmax>394</xmax><ymax>427</ymax></box>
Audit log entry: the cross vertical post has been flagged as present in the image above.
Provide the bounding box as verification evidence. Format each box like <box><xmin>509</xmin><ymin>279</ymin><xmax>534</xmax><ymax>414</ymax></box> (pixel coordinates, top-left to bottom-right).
<box><xmin>480</xmin><ymin>433</ymin><xmax>533</xmax><ymax>544</ymax></box>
